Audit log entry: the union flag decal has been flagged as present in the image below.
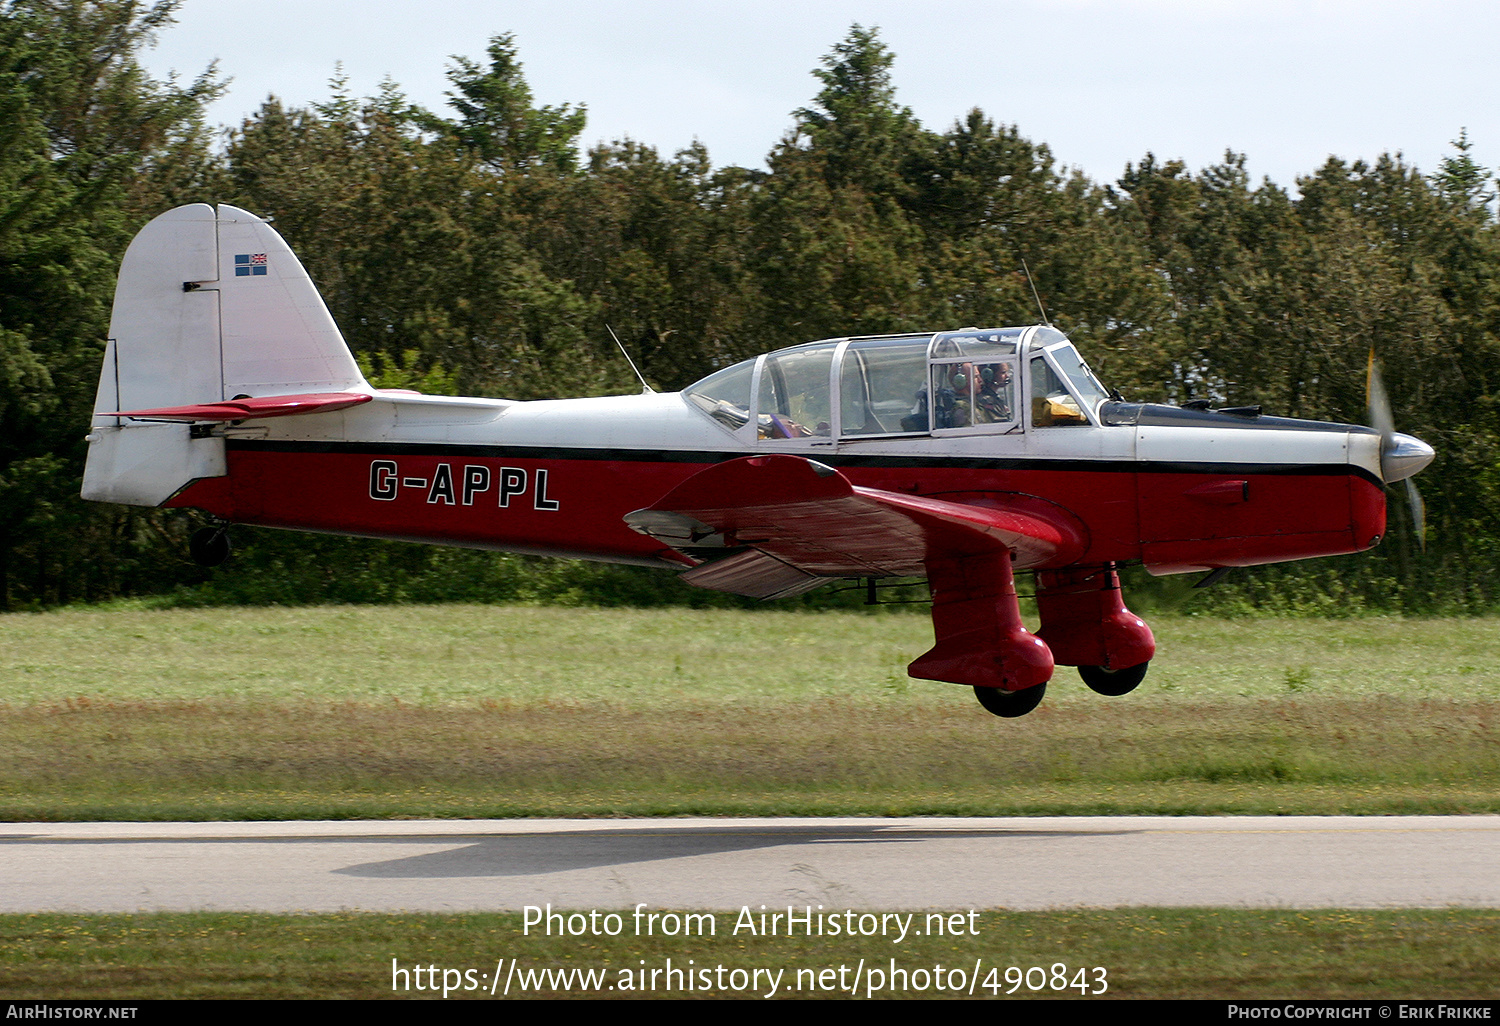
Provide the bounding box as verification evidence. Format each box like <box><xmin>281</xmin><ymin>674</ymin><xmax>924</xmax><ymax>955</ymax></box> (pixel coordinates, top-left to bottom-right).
<box><xmin>234</xmin><ymin>253</ymin><xmax>268</xmax><ymax>276</ymax></box>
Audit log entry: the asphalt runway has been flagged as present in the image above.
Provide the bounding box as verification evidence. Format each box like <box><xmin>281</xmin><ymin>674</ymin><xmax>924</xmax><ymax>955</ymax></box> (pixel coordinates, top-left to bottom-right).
<box><xmin>4</xmin><ymin>816</ymin><xmax>1498</xmax><ymax>913</ymax></box>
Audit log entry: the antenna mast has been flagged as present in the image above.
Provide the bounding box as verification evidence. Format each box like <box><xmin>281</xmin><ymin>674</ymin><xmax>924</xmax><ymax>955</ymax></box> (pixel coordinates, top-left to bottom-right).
<box><xmin>607</xmin><ymin>324</ymin><xmax>654</xmax><ymax>394</ymax></box>
<box><xmin>1021</xmin><ymin>258</ymin><xmax>1051</xmax><ymax>326</ymax></box>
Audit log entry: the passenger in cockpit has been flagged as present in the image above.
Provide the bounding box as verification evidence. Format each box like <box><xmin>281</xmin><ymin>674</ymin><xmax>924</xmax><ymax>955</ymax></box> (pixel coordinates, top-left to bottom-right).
<box><xmin>947</xmin><ymin>371</ymin><xmax>972</xmax><ymax>427</ymax></box>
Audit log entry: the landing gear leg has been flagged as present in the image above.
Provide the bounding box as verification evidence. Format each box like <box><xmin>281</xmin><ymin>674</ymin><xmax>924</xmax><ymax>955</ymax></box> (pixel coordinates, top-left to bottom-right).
<box><xmin>1035</xmin><ymin>564</ymin><xmax>1154</xmax><ymax>695</ymax></box>
<box><xmin>909</xmin><ymin>549</ymin><xmax>1053</xmax><ymax>716</ymax></box>
<box><xmin>189</xmin><ymin>524</ymin><xmax>231</xmax><ymax>567</ymax></box>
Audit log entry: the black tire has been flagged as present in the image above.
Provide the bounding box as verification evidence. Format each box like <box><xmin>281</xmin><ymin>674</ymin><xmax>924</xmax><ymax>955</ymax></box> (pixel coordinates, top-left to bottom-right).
<box><xmin>189</xmin><ymin>527</ymin><xmax>231</xmax><ymax>568</ymax></box>
<box><xmin>973</xmin><ymin>682</ymin><xmax>1047</xmax><ymax>718</ymax></box>
<box><xmin>1078</xmin><ymin>661</ymin><xmax>1149</xmax><ymax>697</ymax></box>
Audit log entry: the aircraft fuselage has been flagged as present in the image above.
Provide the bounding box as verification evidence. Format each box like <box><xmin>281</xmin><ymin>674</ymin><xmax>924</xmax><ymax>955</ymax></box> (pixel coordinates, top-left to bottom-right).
<box><xmin>162</xmin><ymin>388</ymin><xmax>1388</xmax><ymax>578</ymax></box>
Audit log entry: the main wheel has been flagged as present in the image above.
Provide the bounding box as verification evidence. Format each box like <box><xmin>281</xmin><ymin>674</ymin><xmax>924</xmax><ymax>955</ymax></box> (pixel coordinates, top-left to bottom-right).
<box><xmin>189</xmin><ymin>527</ymin><xmax>231</xmax><ymax>568</ymax></box>
<box><xmin>973</xmin><ymin>682</ymin><xmax>1047</xmax><ymax>718</ymax></box>
<box><xmin>1078</xmin><ymin>661</ymin><xmax>1149</xmax><ymax>697</ymax></box>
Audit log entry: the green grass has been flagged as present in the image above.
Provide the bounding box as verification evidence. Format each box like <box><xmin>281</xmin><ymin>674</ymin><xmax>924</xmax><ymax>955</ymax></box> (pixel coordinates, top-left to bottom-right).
<box><xmin>0</xmin><ymin>605</ymin><xmax>1496</xmax><ymax>819</ymax></box>
<box><xmin>5</xmin><ymin>604</ymin><xmax>1500</xmax><ymax>706</ymax></box>
<box><xmin>3</xmin><ymin>909</ymin><xmax>1497</xmax><ymax>999</ymax></box>
<box><xmin>3</xmin><ymin>698</ymin><xmax>1498</xmax><ymax>819</ymax></box>
<box><xmin>2</xmin><ymin>606</ymin><xmax>1496</xmax><ymax>1001</ymax></box>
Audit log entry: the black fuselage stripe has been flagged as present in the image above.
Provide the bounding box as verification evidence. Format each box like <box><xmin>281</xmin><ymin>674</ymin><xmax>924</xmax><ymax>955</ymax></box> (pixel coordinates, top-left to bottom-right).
<box><xmin>226</xmin><ymin>439</ymin><xmax>1382</xmax><ymax>486</ymax></box>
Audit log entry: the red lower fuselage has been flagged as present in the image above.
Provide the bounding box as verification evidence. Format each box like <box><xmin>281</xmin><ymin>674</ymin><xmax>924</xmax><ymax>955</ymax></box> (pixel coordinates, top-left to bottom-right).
<box><xmin>166</xmin><ymin>438</ymin><xmax>1387</xmax><ymax>576</ymax></box>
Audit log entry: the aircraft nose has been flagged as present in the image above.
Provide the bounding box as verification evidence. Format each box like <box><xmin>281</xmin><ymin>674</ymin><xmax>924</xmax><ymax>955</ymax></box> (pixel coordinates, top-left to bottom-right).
<box><xmin>1382</xmin><ymin>433</ymin><xmax>1435</xmax><ymax>483</ymax></box>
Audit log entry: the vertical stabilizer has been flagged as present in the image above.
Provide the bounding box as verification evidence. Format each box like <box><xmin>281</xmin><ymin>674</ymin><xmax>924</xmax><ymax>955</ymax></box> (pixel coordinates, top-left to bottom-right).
<box><xmin>84</xmin><ymin>204</ymin><xmax>368</xmax><ymax>506</ymax></box>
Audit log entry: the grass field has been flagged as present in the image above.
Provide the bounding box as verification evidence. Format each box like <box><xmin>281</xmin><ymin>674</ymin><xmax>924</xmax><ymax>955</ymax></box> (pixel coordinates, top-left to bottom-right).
<box><xmin>0</xmin><ymin>604</ymin><xmax>1496</xmax><ymax>819</ymax></box>
<box><xmin>4</xmin><ymin>909</ymin><xmax>1498</xmax><ymax>1000</ymax></box>
<box><xmin>2</xmin><ymin>604</ymin><xmax>1497</xmax><ymax>1001</ymax></box>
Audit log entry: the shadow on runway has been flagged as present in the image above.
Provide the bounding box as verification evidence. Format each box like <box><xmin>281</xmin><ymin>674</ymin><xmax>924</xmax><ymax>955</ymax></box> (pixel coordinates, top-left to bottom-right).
<box><xmin>332</xmin><ymin>824</ymin><xmax>1137</xmax><ymax>878</ymax></box>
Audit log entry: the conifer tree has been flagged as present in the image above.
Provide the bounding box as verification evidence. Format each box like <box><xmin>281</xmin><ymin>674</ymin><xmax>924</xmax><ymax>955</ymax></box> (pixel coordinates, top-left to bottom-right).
<box><xmin>0</xmin><ymin>0</ymin><xmax>218</xmax><ymax>607</ymax></box>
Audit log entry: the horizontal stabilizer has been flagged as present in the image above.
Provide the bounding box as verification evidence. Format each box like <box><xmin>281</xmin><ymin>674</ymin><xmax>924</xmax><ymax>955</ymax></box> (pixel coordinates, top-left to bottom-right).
<box><xmin>103</xmin><ymin>392</ymin><xmax>373</xmax><ymax>422</ymax></box>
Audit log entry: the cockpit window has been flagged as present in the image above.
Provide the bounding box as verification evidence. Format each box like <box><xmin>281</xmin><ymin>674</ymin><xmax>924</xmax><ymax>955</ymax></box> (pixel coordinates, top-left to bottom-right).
<box><xmin>930</xmin><ymin>328</ymin><xmax>1024</xmax><ymax>361</ymax></box>
<box><xmin>840</xmin><ymin>338</ymin><xmax>929</xmax><ymax>435</ymax></box>
<box><xmin>711</xmin><ymin>326</ymin><xmax>1106</xmax><ymax>440</ymax></box>
<box><xmin>927</xmin><ymin>330</ymin><xmax>1019</xmax><ymax>433</ymax></box>
<box><xmin>685</xmin><ymin>357</ymin><xmax>755</xmax><ymax>432</ymax></box>
<box><xmin>929</xmin><ymin>361</ymin><xmax>1018</xmax><ymax>429</ymax></box>
<box><xmin>759</xmin><ymin>343</ymin><xmax>836</xmax><ymax>439</ymax></box>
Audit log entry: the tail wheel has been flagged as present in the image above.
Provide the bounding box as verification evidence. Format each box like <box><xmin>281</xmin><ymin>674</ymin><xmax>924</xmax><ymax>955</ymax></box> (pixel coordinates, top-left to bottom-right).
<box><xmin>1078</xmin><ymin>661</ymin><xmax>1149</xmax><ymax>696</ymax></box>
<box><xmin>973</xmin><ymin>682</ymin><xmax>1047</xmax><ymax>718</ymax></box>
<box><xmin>189</xmin><ymin>526</ymin><xmax>231</xmax><ymax>568</ymax></box>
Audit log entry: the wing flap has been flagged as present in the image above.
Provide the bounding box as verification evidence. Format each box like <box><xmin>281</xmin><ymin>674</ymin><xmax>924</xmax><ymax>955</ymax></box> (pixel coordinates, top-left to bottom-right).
<box><xmin>678</xmin><ymin>549</ymin><xmax>825</xmax><ymax>600</ymax></box>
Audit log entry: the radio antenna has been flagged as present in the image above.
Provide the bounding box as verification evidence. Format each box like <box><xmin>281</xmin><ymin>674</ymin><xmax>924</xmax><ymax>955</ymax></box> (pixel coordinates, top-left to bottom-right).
<box><xmin>607</xmin><ymin>324</ymin><xmax>654</xmax><ymax>394</ymax></box>
<box><xmin>1021</xmin><ymin>258</ymin><xmax>1051</xmax><ymax>326</ymax></box>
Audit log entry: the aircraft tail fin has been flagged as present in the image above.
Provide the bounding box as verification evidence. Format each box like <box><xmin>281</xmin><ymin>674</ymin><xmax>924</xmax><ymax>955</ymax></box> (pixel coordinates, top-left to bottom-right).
<box><xmin>83</xmin><ymin>204</ymin><xmax>370</xmax><ymax>506</ymax></box>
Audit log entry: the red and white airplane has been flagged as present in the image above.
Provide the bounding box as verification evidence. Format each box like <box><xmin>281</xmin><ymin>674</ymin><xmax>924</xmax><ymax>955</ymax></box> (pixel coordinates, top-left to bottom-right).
<box><xmin>83</xmin><ymin>204</ymin><xmax>1434</xmax><ymax>716</ymax></box>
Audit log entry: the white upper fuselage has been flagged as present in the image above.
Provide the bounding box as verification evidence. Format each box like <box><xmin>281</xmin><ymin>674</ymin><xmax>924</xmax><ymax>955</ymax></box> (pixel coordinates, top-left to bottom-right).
<box><xmin>232</xmin><ymin>362</ymin><xmax>1386</xmax><ymax>491</ymax></box>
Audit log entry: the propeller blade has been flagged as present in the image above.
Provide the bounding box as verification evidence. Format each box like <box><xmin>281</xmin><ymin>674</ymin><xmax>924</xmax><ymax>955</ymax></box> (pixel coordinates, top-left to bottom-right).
<box><xmin>1365</xmin><ymin>349</ymin><xmax>1434</xmax><ymax>485</ymax></box>
<box><xmin>1405</xmin><ymin>478</ymin><xmax>1427</xmax><ymax>553</ymax></box>
<box><xmin>1366</xmin><ymin>348</ymin><xmax>1395</xmax><ymax>451</ymax></box>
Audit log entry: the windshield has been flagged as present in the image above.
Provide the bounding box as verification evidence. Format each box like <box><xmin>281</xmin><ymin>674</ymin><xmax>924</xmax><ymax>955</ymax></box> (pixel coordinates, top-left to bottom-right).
<box><xmin>684</xmin><ymin>358</ymin><xmax>755</xmax><ymax>432</ymax></box>
<box><xmin>1046</xmin><ymin>343</ymin><xmax>1109</xmax><ymax>414</ymax></box>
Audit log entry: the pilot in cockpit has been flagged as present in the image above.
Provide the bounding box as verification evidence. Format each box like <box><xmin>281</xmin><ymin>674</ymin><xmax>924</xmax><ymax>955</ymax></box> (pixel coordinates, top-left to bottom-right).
<box><xmin>975</xmin><ymin>364</ymin><xmax>1013</xmax><ymax>423</ymax></box>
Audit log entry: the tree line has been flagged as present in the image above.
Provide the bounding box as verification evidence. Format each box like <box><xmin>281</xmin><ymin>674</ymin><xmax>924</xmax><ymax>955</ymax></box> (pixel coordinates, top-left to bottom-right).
<box><xmin>2</xmin><ymin>0</ymin><xmax>1496</xmax><ymax>613</ymax></box>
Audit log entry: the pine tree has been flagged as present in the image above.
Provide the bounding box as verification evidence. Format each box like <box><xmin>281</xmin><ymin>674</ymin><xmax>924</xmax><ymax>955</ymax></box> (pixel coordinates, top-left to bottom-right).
<box><xmin>0</xmin><ymin>0</ymin><xmax>218</xmax><ymax>607</ymax></box>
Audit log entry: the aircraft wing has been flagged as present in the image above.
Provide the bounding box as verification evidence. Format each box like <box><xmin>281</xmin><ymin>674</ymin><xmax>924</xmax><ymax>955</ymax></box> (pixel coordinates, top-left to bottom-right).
<box><xmin>100</xmin><ymin>392</ymin><xmax>374</xmax><ymax>421</ymax></box>
<box><xmin>624</xmin><ymin>455</ymin><xmax>1087</xmax><ymax>599</ymax></box>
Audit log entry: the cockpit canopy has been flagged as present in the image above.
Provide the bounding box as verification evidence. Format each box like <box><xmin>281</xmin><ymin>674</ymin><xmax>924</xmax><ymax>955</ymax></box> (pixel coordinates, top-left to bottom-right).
<box><xmin>685</xmin><ymin>326</ymin><xmax>1109</xmax><ymax>440</ymax></box>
